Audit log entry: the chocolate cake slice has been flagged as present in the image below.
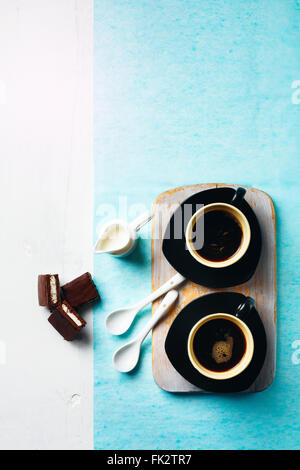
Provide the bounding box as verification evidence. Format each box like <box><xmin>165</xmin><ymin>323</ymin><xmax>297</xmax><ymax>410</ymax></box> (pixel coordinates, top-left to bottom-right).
<box><xmin>38</xmin><ymin>274</ymin><xmax>61</xmax><ymax>308</ymax></box>
<box><xmin>48</xmin><ymin>301</ymin><xmax>86</xmax><ymax>341</ymax></box>
<box><xmin>61</xmin><ymin>272</ymin><xmax>100</xmax><ymax>308</ymax></box>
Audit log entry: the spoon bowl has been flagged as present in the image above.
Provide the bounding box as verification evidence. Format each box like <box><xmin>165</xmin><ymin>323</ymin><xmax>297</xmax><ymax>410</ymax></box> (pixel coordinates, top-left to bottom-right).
<box><xmin>113</xmin><ymin>340</ymin><xmax>141</xmax><ymax>373</ymax></box>
<box><xmin>105</xmin><ymin>307</ymin><xmax>138</xmax><ymax>336</ymax></box>
<box><xmin>113</xmin><ymin>290</ymin><xmax>178</xmax><ymax>373</ymax></box>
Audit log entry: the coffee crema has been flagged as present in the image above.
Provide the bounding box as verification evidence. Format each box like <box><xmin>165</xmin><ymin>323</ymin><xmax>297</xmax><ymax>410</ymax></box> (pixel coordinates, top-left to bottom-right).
<box><xmin>194</xmin><ymin>210</ymin><xmax>243</xmax><ymax>262</ymax></box>
<box><xmin>192</xmin><ymin>318</ymin><xmax>246</xmax><ymax>373</ymax></box>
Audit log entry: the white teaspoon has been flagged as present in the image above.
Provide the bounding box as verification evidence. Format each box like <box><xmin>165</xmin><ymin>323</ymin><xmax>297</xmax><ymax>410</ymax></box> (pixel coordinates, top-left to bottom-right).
<box><xmin>113</xmin><ymin>290</ymin><xmax>178</xmax><ymax>372</ymax></box>
<box><xmin>105</xmin><ymin>272</ymin><xmax>185</xmax><ymax>335</ymax></box>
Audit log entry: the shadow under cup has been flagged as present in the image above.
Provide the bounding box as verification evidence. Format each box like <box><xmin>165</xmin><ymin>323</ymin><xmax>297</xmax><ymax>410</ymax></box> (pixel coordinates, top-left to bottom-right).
<box><xmin>185</xmin><ymin>203</ymin><xmax>251</xmax><ymax>269</ymax></box>
<box><xmin>187</xmin><ymin>313</ymin><xmax>254</xmax><ymax>380</ymax></box>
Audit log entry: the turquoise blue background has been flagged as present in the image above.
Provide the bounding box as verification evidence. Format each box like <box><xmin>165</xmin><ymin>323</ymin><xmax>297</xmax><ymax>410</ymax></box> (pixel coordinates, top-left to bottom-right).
<box><xmin>94</xmin><ymin>0</ymin><xmax>300</xmax><ymax>449</ymax></box>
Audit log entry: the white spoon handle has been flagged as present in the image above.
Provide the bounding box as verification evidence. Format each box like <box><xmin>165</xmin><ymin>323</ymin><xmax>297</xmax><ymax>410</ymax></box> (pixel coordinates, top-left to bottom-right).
<box><xmin>134</xmin><ymin>272</ymin><xmax>185</xmax><ymax>314</ymax></box>
<box><xmin>129</xmin><ymin>210</ymin><xmax>154</xmax><ymax>232</ymax></box>
<box><xmin>136</xmin><ymin>290</ymin><xmax>178</xmax><ymax>343</ymax></box>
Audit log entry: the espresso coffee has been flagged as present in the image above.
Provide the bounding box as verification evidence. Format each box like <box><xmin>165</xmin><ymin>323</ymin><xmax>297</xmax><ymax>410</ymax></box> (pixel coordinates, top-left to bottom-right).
<box><xmin>195</xmin><ymin>210</ymin><xmax>243</xmax><ymax>262</ymax></box>
<box><xmin>192</xmin><ymin>318</ymin><xmax>246</xmax><ymax>372</ymax></box>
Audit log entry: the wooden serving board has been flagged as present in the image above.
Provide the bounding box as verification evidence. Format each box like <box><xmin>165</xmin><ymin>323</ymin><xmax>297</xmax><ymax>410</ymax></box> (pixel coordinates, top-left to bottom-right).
<box><xmin>151</xmin><ymin>184</ymin><xmax>276</xmax><ymax>393</ymax></box>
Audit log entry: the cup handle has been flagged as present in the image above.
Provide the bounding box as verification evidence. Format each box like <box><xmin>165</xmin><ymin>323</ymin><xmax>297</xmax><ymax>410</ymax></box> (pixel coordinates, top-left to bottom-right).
<box><xmin>235</xmin><ymin>297</ymin><xmax>255</xmax><ymax>322</ymax></box>
<box><xmin>230</xmin><ymin>187</ymin><xmax>246</xmax><ymax>207</ymax></box>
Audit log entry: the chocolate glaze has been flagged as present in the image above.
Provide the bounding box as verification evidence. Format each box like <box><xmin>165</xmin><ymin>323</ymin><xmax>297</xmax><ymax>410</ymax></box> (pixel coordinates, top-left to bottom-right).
<box><xmin>38</xmin><ymin>274</ymin><xmax>61</xmax><ymax>308</ymax></box>
<box><xmin>61</xmin><ymin>272</ymin><xmax>100</xmax><ymax>308</ymax></box>
<box><xmin>48</xmin><ymin>303</ymin><xmax>86</xmax><ymax>341</ymax></box>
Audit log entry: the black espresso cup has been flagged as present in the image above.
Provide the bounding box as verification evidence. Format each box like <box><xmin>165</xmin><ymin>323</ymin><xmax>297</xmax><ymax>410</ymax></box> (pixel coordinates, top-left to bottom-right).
<box><xmin>185</xmin><ymin>187</ymin><xmax>250</xmax><ymax>269</ymax></box>
<box><xmin>187</xmin><ymin>297</ymin><xmax>255</xmax><ymax>380</ymax></box>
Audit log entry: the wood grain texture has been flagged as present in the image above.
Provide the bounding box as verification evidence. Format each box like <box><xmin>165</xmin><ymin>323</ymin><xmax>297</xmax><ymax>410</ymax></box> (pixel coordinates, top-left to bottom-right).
<box><xmin>152</xmin><ymin>184</ymin><xmax>276</xmax><ymax>393</ymax></box>
<box><xmin>0</xmin><ymin>0</ymin><xmax>93</xmax><ymax>449</ymax></box>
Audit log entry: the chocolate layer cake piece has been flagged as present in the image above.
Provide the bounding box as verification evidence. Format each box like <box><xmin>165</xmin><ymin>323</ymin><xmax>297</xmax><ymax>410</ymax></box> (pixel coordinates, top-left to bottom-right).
<box><xmin>38</xmin><ymin>274</ymin><xmax>61</xmax><ymax>308</ymax></box>
<box><xmin>61</xmin><ymin>272</ymin><xmax>100</xmax><ymax>308</ymax></box>
<box><xmin>48</xmin><ymin>301</ymin><xmax>86</xmax><ymax>341</ymax></box>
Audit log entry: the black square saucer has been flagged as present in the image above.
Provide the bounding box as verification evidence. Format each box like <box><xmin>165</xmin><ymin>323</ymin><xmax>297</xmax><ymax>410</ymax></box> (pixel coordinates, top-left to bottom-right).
<box><xmin>162</xmin><ymin>187</ymin><xmax>262</xmax><ymax>288</ymax></box>
<box><xmin>165</xmin><ymin>292</ymin><xmax>267</xmax><ymax>393</ymax></box>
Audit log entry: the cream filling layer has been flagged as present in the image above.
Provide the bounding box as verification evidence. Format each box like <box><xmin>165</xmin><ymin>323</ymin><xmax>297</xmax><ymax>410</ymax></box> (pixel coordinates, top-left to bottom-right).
<box><xmin>62</xmin><ymin>303</ymin><xmax>82</xmax><ymax>327</ymax></box>
<box><xmin>50</xmin><ymin>275</ymin><xmax>58</xmax><ymax>304</ymax></box>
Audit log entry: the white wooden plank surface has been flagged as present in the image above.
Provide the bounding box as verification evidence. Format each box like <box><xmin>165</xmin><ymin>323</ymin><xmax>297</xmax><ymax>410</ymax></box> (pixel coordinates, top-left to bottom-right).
<box><xmin>152</xmin><ymin>184</ymin><xmax>276</xmax><ymax>393</ymax></box>
<box><xmin>0</xmin><ymin>0</ymin><xmax>93</xmax><ymax>449</ymax></box>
